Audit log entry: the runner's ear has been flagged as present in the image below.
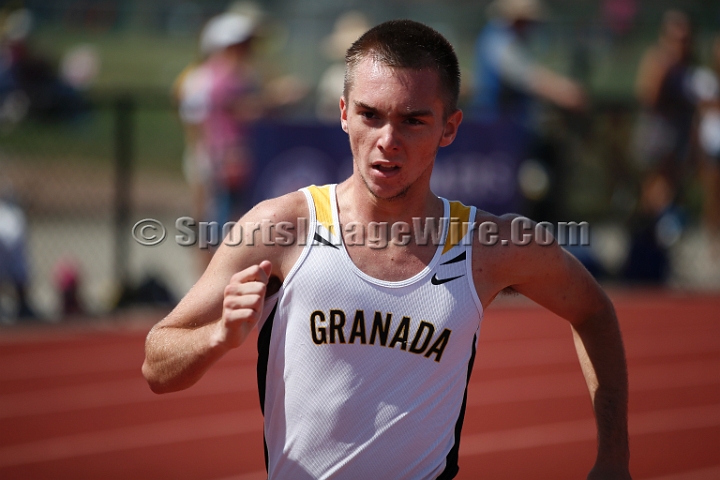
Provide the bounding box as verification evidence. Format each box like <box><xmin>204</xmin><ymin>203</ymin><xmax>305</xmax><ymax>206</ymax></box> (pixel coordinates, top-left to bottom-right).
<box><xmin>340</xmin><ymin>96</ymin><xmax>349</xmax><ymax>133</ymax></box>
<box><xmin>439</xmin><ymin>109</ymin><xmax>463</xmax><ymax>148</ymax></box>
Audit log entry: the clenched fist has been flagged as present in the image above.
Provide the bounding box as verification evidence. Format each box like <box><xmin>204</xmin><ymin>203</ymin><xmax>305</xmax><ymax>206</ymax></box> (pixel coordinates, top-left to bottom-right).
<box><xmin>212</xmin><ymin>260</ymin><xmax>272</xmax><ymax>349</ymax></box>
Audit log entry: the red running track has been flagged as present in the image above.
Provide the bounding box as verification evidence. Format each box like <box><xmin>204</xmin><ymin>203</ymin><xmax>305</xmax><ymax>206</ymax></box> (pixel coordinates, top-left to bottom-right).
<box><xmin>0</xmin><ymin>292</ymin><xmax>718</xmax><ymax>479</ymax></box>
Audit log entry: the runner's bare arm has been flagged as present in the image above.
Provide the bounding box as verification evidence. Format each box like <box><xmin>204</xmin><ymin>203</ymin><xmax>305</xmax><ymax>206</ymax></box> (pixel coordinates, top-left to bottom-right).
<box><xmin>476</xmin><ymin>215</ymin><xmax>630</xmax><ymax>479</ymax></box>
<box><xmin>515</xmin><ymin>250</ymin><xmax>630</xmax><ymax>479</ymax></box>
<box><xmin>142</xmin><ymin>193</ymin><xmax>306</xmax><ymax>394</ymax></box>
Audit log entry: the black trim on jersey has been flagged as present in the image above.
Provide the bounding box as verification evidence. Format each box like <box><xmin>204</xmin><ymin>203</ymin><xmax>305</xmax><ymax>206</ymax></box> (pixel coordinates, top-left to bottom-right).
<box><xmin>437</xmin><ymin>332</ymin><xmax>478</xmax><ymax>480</ymax></box>
<box><xmin>440</xmin><ymin>251</ymin><xmax>466</xmax><ymax>265</ymax></box>
<box><xmin>257</xmin><ymin>302</ymin><xmax>278</xmax><ymax>472</ymax></box>
<box><xmin>314</xmin><ymin>232</ymin><xmax>339</xmax><ymax>248</ymax></box>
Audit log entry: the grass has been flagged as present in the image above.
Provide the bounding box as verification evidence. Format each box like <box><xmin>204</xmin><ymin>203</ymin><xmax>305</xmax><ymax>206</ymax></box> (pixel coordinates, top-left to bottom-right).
<box><xmin>1</xmin><ymin>27</ymin><xmax>191</xmax><ymax>173</ymax></box>
<box><xmin>30</xmin><ymin>27</ymin><xmax>198</xmax><ymax>92</ymax></box>
<box><xmin>0</xmin><ymin>107</ymin><xmax>185</xmax><ymax>175</ymax></box>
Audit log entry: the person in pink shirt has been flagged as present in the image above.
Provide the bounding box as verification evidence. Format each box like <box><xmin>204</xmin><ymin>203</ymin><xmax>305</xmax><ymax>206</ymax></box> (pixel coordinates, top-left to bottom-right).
<box><xmin>181</xmin><ymin>12</ymin><xmax>262</xmax><ymax>229</ymax></box>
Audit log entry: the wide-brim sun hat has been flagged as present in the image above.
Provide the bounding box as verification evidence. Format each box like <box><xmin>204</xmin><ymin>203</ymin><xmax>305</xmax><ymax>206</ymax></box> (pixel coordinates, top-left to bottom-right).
<box><xmin>200</xmin><ymin>12</ymin><xmax>255</xmax><ymax>55</ymax></box>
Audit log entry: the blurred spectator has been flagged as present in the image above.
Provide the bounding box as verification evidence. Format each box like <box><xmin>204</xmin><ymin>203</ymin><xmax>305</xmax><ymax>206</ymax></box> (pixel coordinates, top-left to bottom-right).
<box><xmin>0</xmin><ymin>10</ymin><xmax>29</xmax><ymax>127</ymax></box>
<box><xmin>175</xmin><ymin>6</ymin><xmax>306</xmax><ymax>237</ymax></box>
<box><xmin>177</xmin><ymin>11</ymin><xmax>263</xmax><ymax>232</ymax></box>
<box><xmin>201</xmin><ymin>12</ymin><xmax>263</xmax><ymax>226</ymax></box>
<box><xmin>471</xmin><ymin>0</ymin><xmax>587</xmax><ymax>222</ymax></box>
<box><xmin>633</xmin><ymin>10</ymin><xmax>696</xmax><ymax>198</ymax></box>
<box><xmin>625</xmin><ymin>10</ymin><xmax>697</xmax><ymax>283</ymax></box>
<box><xmin>59</xmin><ymin>44</ymin><xmax>100</xmax><ymax>91</ymax></box>
<box><xmin>0</xmin><ymin>182</ymin><xmax>35</xmax><ymax>321</ymax></box>
<box><xmin>0</xmin><ymin>9</ymin><xmax>88</xmax><ymax>122</ymax></box>
<box><xmin>471</xmin><ymin>0</ymin><xmax>586</xmax><ymax>123</ymax></box>
<box><xmin>316</xmin><ymin>11</ymin><xmax>370</xmax><ymax>123</ymax></box>
<box><xmin>693</xmin><ymin>36</ymin><xmax>720</xmax><ymax>250</ymax></box>
<box><xmin>173</xmin><ymin>59</ymin><xmax>212</xmax><ymax>224</ymax></box>
<box><xmin>601</xmin><ymin>0</ymin><xmax>638</xmax><ymax>41</ymax></box>
<box><xmin>622</xmin><ymin>174</ymin><xmax>675</xmax><ymax>283</ymax></box>
<box><xmin>115</xmin><ymin>274</ymin><xmax>176</xmax><ymax>310</ymax></box>
<box><xmin>54</xmin><ymin>259</ymin><xmax>83</xmax><ymax>317</ymax></box>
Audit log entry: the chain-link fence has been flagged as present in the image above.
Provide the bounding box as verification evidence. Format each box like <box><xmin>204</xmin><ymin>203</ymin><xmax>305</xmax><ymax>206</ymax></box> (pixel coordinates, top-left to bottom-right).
<box><xmin>0</xmin><ymin>95</ymin><xmax>198</xmax><ymax>321</ymax></box>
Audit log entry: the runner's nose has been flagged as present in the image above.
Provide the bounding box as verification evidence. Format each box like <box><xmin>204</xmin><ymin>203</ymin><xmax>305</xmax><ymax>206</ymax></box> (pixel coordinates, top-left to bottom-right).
<box><xmin>377</xmin><ymin>122</ymin><xmax>401</xmax><ymax>153</ymax></box>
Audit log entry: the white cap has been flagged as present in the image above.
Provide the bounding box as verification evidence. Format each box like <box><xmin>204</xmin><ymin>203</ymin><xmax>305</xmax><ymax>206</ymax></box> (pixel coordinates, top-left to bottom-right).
<box><xmin>200</xmin><ymin>13</ymin><xmax>255</xmax><ymax>55</ymax></box>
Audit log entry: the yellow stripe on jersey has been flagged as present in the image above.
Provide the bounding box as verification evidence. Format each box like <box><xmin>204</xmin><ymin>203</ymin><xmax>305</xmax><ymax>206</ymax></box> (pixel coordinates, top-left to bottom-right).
<box><xmin>443</xmin><ymin>201</ymin><xmax>472</xmax><ymax>254</ymax></box>
<box><xmin>307</xmin><ymin>185</ymin><xmax>335</xmax><ymax>235</ymax></box>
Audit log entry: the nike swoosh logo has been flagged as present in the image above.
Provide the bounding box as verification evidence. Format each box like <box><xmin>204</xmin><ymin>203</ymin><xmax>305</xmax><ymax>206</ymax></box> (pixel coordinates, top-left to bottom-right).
<box><xmin>431</xmin><ymin>273</ymin><xmax>464</xmax><ymax>285</ymax></box>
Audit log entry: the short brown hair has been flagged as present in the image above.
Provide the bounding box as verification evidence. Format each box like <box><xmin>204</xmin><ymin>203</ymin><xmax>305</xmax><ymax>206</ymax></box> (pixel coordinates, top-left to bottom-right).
<box><xmin>344</xmin><ymin>19</ymin><xmax>461</xmax><ymax>115</ymax></box>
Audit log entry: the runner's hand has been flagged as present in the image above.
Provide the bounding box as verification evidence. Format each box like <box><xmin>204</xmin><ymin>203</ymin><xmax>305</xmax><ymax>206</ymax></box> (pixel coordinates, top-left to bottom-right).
<box><xmin>214</xmin><ymin>261</ymin><xmax>272</xmax><ymax>349</ymax></box>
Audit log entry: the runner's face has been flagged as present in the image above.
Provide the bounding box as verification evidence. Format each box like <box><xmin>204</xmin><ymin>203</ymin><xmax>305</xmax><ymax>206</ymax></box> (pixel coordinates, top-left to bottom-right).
<box><xmin>341</xmin><ymin>58</ymin><xmax>462</xmax><ymax>200</ymax></box>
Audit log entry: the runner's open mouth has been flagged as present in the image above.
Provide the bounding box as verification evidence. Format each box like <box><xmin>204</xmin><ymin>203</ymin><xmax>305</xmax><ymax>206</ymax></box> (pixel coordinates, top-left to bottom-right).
<box><xmin>372</xmin><ymin>164</ymin><xmax>399</xmax><ymax>172</ymax></box>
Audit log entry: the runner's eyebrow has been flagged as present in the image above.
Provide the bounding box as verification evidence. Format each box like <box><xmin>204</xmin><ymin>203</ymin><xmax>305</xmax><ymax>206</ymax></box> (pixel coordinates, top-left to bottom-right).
<box><xmin>401</xmin><ymin>109</ymin><xmax>434</xmax><ymax>118</ymax></box>
<box><xmin>353</xmin><ymin>101</ymin><xmax>434</xmax><ymax>118</ymax></box>
<box><xmin>354</xmin><ymin>101</ymin><xmax>377</xmax><ymax>111</ymax></box>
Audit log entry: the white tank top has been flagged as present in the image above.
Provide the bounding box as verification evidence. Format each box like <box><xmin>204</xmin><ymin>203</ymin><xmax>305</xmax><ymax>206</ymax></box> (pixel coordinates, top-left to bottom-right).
<box><xmin>257</xmin><ymin>184</ymin><xmax>484</xmax><ymax>479</ymax></box>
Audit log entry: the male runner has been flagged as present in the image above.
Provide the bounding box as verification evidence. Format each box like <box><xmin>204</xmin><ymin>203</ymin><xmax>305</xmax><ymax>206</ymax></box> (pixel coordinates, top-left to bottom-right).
<box><xmin>143</xmin><ymin>20</ymin><xmax>630</xmax><ymax>479</ymax></box>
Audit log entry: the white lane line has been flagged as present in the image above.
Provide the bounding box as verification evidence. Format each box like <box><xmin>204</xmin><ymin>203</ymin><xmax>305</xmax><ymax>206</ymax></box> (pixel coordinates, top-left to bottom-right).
<box><xmin>0</xmin><ymin>401</ymin><xmax>717</xmax><ymax>468</ymax></box>
<box><xmin>0</xmin><ymin>364</ymin><xmax>257</xmax><ymax>419</ymax></box>
<box><xmin>2</xmin><ymin>359</ymin><xmax>717</xmax><ymax>419</ymax></box>
<box><xmin>3</xmin><ymin>323</ymin><xmax>717</xmax><ymax>381</ymax></box>
<box><xmin>0</xmin><ymin>346</ymin><xmax>144</xmax><ymax>381</ymax></box>
<box><xmin>460</xmin><ymin>403</ymin><xmax>720</xmax><ymax>457</ymax></box>
<box><xmin>468</xmin><ymin>359</ymin><xmax>720</xmax><ymax>406</ymax></box>
<box><xmin>640</xmin><ymin>466</ymin><xmax>720</xmax><ymax>480</ymax></box>
<box><xmin>630</xmin><ymin>404</ymin><xmax>720</xmax><ymax>435</ymax></box>
<box><xmin>475</xmin><ymin>334</ymin><xmax>720</xmax><ymax>370</ymax></box>
<box><xmin>0</xmin><ymin>346</ymin><xmax>257</xmax><ymax>382</ymax></box>
<box><xmin>0</xmin><ymin>409</ymin><xmax>263</xmax><ymax>468</ymax></box>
